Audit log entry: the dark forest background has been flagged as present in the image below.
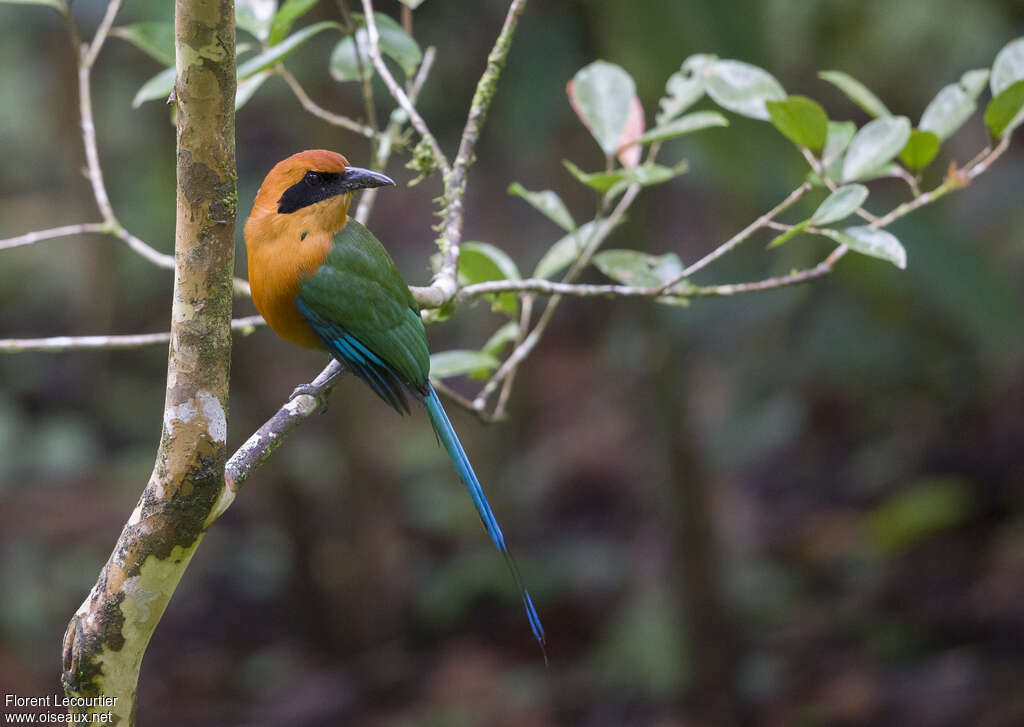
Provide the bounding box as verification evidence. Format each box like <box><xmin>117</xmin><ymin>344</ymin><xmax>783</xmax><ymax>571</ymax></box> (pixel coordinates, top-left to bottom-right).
<box><xmin>1</xmin><ymin>1</ymin><xmax>1023</xmax><ymax>724</ymax></box>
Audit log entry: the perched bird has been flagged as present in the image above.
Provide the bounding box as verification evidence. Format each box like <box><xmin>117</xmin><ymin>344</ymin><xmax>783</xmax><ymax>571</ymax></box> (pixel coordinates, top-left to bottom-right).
<box><xmin>244</xmin><ymin>149</ymin><xmax>546</xmax><ymax>658</ymax></box>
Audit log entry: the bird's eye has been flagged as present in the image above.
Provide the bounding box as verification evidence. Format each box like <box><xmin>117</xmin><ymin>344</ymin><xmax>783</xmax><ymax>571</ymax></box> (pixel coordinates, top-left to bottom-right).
<box><xmin>304</xmin><ymin>171</ymin><xmax>322</xmax><ymax>186</ymax></box>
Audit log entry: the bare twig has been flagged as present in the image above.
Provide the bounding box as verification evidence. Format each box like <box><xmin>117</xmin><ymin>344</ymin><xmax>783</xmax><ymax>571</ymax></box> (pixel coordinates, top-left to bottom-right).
<box><xmin>472</xmin><ymin>183</ymin><xmax>637</xmax><ymax>410</ymax></box>
<box><xmin>360</xmin><ymin>0</ymin><xmax>450</xmax><ymax>177</ymax></box>
<box><xmin>425</xmin><ymin>0</ymin><xmax>529</xmax><ymax>309</ymax></box>
<box><xmin>0</xmin><ymin>222</ymin><xmax>110</xmax><ymax>251</ymax></box>
<box><xmin>1</xmin><ymin>0</ymin><xmax>249</xmax><ymax>295</ymax></box>
<box><xmin>0</xmin><ymin>316</ymin><xmax>265</xmax><ymax>354</ymax></box>
<box><xmin>337</xmin><ymin>0</ymin><xmax>379</xmax><ymax>159</ymax></box>
<box><xmin>655</xmin><ymin>181</ymin><xmax>813</xmax><ymax>292</ymax></box>
<box><xmin>354</xmin><ymin>46</ymin><xmax>436</xmax><ymax>224</ymax></box>
<box><xmin>800</xmin><ymin>147</ymin><xmax>878</xmax><ymax>223</ymax></box>
<box><xmin>277</xmin><ymin>67</ymin><xmax>375</xmax><ymax>137</ymax></box>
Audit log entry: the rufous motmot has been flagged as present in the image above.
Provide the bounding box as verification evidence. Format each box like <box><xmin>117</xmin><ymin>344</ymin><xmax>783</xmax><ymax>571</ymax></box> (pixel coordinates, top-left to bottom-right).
<box><xmin>244</xmin><ymin>149</ymin><xmax>546</xmax><ymax>659</ymax></box>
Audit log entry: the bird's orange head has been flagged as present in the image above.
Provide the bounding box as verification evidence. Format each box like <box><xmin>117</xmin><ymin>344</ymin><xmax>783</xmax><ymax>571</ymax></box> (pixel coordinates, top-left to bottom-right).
<box><xmin>246</xmin><ymin>149</ymin><xmax>395</xmax><ymax>240</ymax></box>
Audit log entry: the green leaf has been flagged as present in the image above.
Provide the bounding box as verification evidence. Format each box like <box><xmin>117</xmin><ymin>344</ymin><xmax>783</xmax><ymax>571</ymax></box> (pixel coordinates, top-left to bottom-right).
<box><xmin>329</xmin><ymin>13</ymin><xmax>421</xmax><ymax>81</ymax></box>
<box><xmin>482</xmin><ymin>322</ymin><xmax>520</xmax><ymax>357</ymax></box>
<box><xmin>429</xmin><ymin>350</ymin><xmax>499</xmax><ymax>379</ymax></box>
<box><xmin>898</xmin><ymin>129</ymin><xmax>940</xmax><ymax>170</ymax></box>
<box><xmin>534</xmin><ymin>218</ymin><xmax>618</xmax><ymax>280</ymax></box>
<box><xmin>841</xmin><ymin>115</ymin><xmax>911</xmax><ymax>182</ymax></box>
<box><xmin>990</xmin><ymin>36</ymin><xmax>1024</xmax><ymax>96</ymax></box>
<box><xmin>960</xmin><ymin>68</ymin><xmax>990</xmax><ymax>99</ymax></box>
<box><xmin>810</xmin><ymin>184</ymin><xmax>869</xmax><ymax>225</ymax></box>
<box><xmin>592</xmin><ymin>250</ymin><xmax>684</xmax><ymax>287</ymax></box>
<box><xmin>111</xmin><ymin>22</ymin><xmax>175</xmax><ymax>66</ymax></box>
<box><xmin>656</xmin><ymin>54</ymin><xmax>716</xmax><ymax>126</ymax></box>
<box><xmin>637</xmin><ymin>111</ymin><xmax>728</xmax><ymax>144</ymax></box>
<box><xmin>238</xmin><ymin>21</ymin><xmax>341</xmax><ymax>79</ymax></box>
<box><xmin>236</xmin><ymin>0</ymin><xmax>277</xmax><ymax>42</ymax></box>
<box><xmin>132</xmin><ymin>66</ymin><xmax>176</xmax><ymax>108</ymax></box>
<box><xmin>818</xmin><ymin>70</ymin><xmax>891</xmax><ymax>118</ymax></box>
<box><xmin>568</xmin><ymin>61</ymin><xmax>637</xmax><ymax>157</ymax></box>
<box><xmin>919</xmin><ymin>84</ymin><xmax>976</xmax><ymax>142</ymax></box>
<box><xmin>507</xmin><ymin>183</ymin><xmax>575</xmax><ymax>231</ymax></box>
<box><xmin>563</xmin><ymin>160</ymin><xmax>686</xmax><ymax>196</ymax></box>
<box><xmin>766</xmin><ymin>220</ymin><xmax>810</xmax><ymax>248</ymax></box>
<box><xmin>985</xmin><ymin>79</ymin><xmax>1024</xmax><ymax>138</ymax></box>
<box><xmin>236</xmin><ymin>70</ymin><xmax>271</xmax><ymax>110</ymax></box>
<box><xmin>268</xmin><ymin>0</ymin><xmax>319</xmax><ymax>46</ymax></box>
<box><xmin>766</xmin><ymin>95</ymin><xmax>828</xmax><ymax>151</ymax></box>
<box><xmin>869</xmin><ymin>478</ymin><xmax>972</xmax><ymax>553</ymax></box>
<box><xmin>820</xmin><ymin>226</ymin><xmax>907</xmax><ymax>269</ymax></box>
<box><xmin>819</xmin><ymin>120</ymin><xmax>857</xmax><ymax>184</ymax></box>
<box><xmin>329</xmin><ymin>36</ymin><xmax>365</xmax><ymax>81</ymax></box>
<box><xmin>362</xmin><ymin>12</ymin><xmax>421</xmax><ymax>76</ymax></box>
<box><xmin>0</xmin><ymin>0</ymin><xmax>66</xmax><ymax>9</ymax></box>
<box><xmin>704</xmin><ymin>59</ymin><xmax>786</xmax><ymax>120</ymax></box>
<box><xmin>458</xmin><ymin>242</ymin><xmax>521</xmax><ymax>316</ymax></box>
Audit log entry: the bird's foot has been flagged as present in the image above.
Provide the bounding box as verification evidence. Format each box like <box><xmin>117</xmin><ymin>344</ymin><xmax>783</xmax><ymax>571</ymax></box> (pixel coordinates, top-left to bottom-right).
<box><xmin>289</xmin><ymin>383</ymin><xmax>330</xmax><ymax>414</ymax></box>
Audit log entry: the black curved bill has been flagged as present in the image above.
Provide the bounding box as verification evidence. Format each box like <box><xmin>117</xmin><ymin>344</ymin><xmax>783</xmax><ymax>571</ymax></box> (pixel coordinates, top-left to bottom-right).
<box><xmin>338</xmin><ymin>166</ymin><xmax>395</xmax><ymax>192</ymax></box>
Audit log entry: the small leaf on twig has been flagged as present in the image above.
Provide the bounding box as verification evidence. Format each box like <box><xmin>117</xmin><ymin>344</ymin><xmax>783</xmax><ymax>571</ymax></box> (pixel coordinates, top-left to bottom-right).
<box><xmin>429</xmin><ymin>350</ymin><xmax>499</xmax><ymax>378</ymax></box>
<box><xmin>617</xmin><ymin>96</ymin><xmax>646</xmax><ymax>168</ymax></box>
<box><xmin>704</xmin><ymin>59</ymin><xmax>786</xmax><ymax>120</ymax></box>
<box><xmin>985</xmin><ymin>79</ymin><xmax>1024</xmax><ymax>138</ymax></box>
<box><xmin>458</xmin><ymin>242</ymin><xmax>521</xmax><ymax>316</ymax></box>
<box><xmin>818</xmin><ymin>70</ymin><xmax>891</xmax><ymax>118</ymax></box>
<box><xmin>132</xmin><ymin>66</ymin><xmax>176</xmax><ymax>108</ymax></box>
<box><xmin>330</xmin><ymin>13</ymin><xmax>421</xmax><ymax>81</ymax></box>
<box><xmin>766</xmin><ymin>95</ymin><xmax>829</xmax><ymax>151</ymax></box>
<box><xmin>268</xmin><ymin>0</ymin><xmax>320</xmax><ymax>46</ymax></box>
<box><xmin>898</xmin><ymin>129</ymin><xmax>940</xmax><ymax>170</ymax></box>
<box><xmin>534</xmin><ymin>218</ymin><xmax>618</xmax><ymax>280</ymax></box>
<box><xmin>656</xmin><ymin>54</ymin><xmax>716</xmax><ymax>126</ymax></box>
<box><xmin>568</xmin><ymin>61</ymin><xmax>637</xmax><ymax>157</ymax></box>
<box><xmin>236</xmin><ymin>0</ymin><xmax>277</xmax><ymax>42</ymax></box>
<box><xmin>239</xmin><ymin>21</ymin><xmax>342</xmax><ymax>79</ymax></box>
<box><xmin>841</xmin><ymin>116</ymin><xmax>911</xmax><ymax>182</ymax></box>
<box><xmin>819</xmin><ymin>226</ymin><xmax>907</xmax><ymax>269</ymax></box>
<box><xmin>482</xmin><ymin>322</ymin><xmax>520</xmax><ymax>358</ymax></box>
<box><xmin>810</xmin><ymin>184</ymin><xmax>869</xmax><ymax>225</ymax></box>
<box><xmin>593</xmin><ymin>249</ymin><xmax>685</xmax><ymax>287</ymax></box>
<box><xmin>563</xmin><ymin>160</ymin><xmax>687</xmax><ymax>197</ymax></box>
<box><xmin>990</xmin><ymin>36</ymin><xmax>1024</xmax><ymax>96</ymax></box>
<box><xmin>637</xmin><ymin>111</ymin><xmax>728</xmax><ymax>144</ymax></box>
<box><xmin>507</xmin><ymin>184</ymin><xmax>575</xmax><ymax>231</ymax></box>
<box><xmin>111</xmin><ymin>22</ymin><xmax>175</xmax><ymax>66</ymax></box>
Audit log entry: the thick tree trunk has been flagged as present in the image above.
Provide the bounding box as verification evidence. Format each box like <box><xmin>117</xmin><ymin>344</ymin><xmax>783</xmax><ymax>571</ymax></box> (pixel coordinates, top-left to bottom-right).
<box><xmin>61</xmin><ymin>2</ymin><xmax>237</xmax><ymax>723</ymax></box>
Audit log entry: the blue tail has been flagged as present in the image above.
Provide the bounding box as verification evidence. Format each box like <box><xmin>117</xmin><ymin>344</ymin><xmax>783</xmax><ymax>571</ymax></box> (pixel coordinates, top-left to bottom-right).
<box><xmin>424</xmin><ymin>382</ymin><xmax>547</xmax><ymax>661</ymax></box>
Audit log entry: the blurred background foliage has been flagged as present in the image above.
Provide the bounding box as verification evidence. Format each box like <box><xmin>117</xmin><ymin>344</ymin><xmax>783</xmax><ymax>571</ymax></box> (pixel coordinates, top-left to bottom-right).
<box><xmin>2</xmin><ymin>0</ymin><xmax>1024</xmax><ymax>725</ymax></box>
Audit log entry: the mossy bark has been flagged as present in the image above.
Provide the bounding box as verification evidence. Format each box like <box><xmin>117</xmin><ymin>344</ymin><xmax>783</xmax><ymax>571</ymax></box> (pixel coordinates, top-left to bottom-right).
<box><xmin>61</xmin><ymin>1</ymin><xmax>236</xmax><ymax>723</ymax></box>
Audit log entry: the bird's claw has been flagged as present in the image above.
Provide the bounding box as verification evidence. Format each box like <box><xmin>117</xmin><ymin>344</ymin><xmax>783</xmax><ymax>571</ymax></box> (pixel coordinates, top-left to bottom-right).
<box><xmin>289</xmin><ymin>383</ymin><xmax>329</xmax><ymax>414</ymax></box>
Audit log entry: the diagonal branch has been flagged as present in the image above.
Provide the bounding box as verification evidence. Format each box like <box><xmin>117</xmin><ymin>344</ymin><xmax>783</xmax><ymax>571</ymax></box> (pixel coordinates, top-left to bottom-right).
<box><xmin>360</xmin><ymin>0</ymin><xmax>450</xmax><ymax>177</ymax></box>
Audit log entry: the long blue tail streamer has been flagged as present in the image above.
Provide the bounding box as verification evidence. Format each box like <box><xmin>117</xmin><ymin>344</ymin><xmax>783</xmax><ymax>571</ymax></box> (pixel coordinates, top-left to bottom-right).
<box><xmin>424</xmin><ymin>382</ymin><xmax>547</xmax><ymax>662</ymax></box>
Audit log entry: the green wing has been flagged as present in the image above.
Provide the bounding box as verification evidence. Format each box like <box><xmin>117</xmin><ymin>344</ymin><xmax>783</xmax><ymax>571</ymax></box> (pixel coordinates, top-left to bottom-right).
<box><xmin>297</xmin><ymin>220</ymin><xmax>430</xmax><ymax>413</ymax></box>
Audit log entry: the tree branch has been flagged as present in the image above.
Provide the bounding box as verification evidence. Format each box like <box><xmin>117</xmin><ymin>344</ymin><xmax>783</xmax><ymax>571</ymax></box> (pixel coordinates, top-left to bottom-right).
<box><xmin>354</xmin><ymin>46</ymin><xmax>436</xmax><ymax>225</ymax></box>
<box><xmin>62</xmin><ymin>2</ymin><xmax>238</xmax><ymax>723</ymax></box>
<box><xmin>421</xmin><ymin>0</ymin><xmax>529</xmax><ymax>309</ymax></box>
<box><xmin>360</xmin><ymin>0</ymin><xmax>450</xmax><ymax>177</ymax></box>
<box><xmin>0</xmin><ymin>223</ymin><xmax>110</xmax><ymax>251</ymax></box>
<box><xmin>276</xmin><ymin>66</ymin><xmax>376</xmax><ymax>137</ymax></box>
<box><xmin>0</xmin><ymin>316</ymin><xmax>265</xmax><ymax>354</ymax></box>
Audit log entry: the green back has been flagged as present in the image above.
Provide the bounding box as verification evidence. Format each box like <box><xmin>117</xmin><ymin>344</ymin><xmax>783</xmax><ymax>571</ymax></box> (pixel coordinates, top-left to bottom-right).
<box><xmin>297</xmin><ymin>220</ymin><xmax>430</xmax><ymax>390</ymax></box>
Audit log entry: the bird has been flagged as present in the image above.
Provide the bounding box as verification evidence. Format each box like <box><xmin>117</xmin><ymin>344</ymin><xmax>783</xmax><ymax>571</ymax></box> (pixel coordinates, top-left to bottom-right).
<box><xmin>244</xmin><ymin>149</ymin><xmax>546</xmax><ymax>659</ymax></box>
